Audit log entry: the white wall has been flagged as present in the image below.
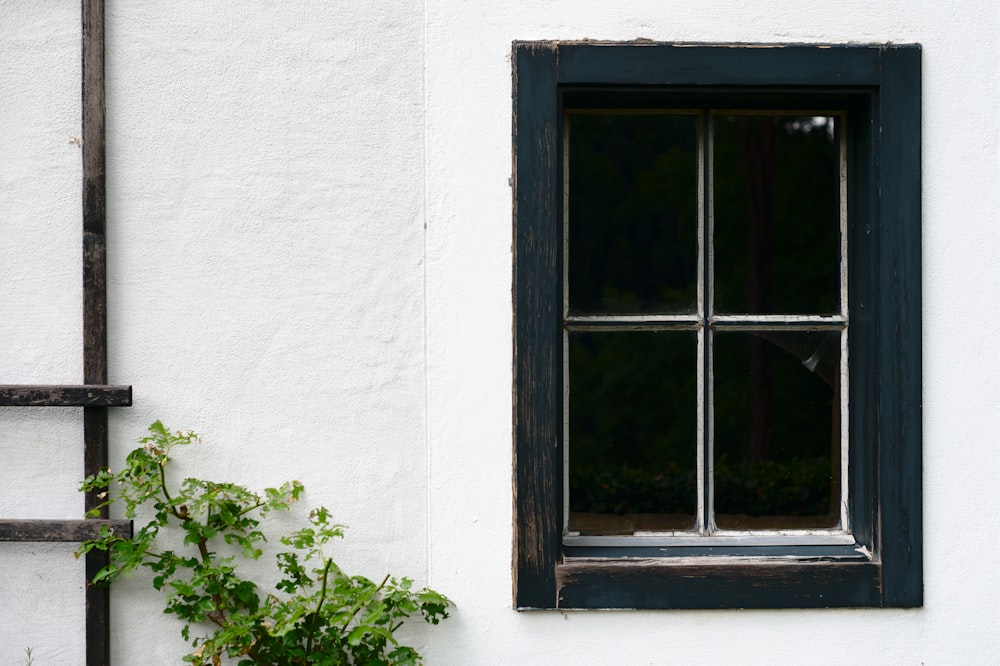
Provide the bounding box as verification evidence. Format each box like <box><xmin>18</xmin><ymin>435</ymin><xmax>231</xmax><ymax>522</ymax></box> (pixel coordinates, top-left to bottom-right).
<box><xmin>3</xmin><ymin>0</ymin><xmax>1000</xmax><ymax>663</ymax></box>
<box><xmin>2</xmin><ymin>3</ymin><xmax>87</xmax><ymax>661</ymax></box>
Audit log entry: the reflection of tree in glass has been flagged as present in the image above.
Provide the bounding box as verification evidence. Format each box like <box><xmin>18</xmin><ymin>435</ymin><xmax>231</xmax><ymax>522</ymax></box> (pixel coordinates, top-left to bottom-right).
<box><xmin>713</xmin><ymin>115</ymin><xmax>840</xmax><ymax>315</ymax></box>
<box><xmin>714</xmin><ymin>331</ymin><xmax>839</xmax><ymax>523</ymax></box>
<box><xmin>712</xmin><ymin>116</ymin><xmax>841</xmax><ymax>523</ymax></box>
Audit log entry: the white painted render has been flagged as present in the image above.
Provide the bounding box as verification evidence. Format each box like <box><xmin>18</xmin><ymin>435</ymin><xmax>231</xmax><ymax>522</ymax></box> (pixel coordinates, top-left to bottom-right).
<box><xmin>2</xmin><ymin>0</ymin><xmax>999</xmax><ymax>663</ymax></box>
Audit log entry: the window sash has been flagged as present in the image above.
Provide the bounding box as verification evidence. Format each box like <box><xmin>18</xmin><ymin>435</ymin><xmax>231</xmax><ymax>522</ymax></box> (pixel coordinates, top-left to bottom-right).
<box><xmin>562</xmin><ymin>108</ymin><xmax>849</xmax><ymax>540</ymax></box>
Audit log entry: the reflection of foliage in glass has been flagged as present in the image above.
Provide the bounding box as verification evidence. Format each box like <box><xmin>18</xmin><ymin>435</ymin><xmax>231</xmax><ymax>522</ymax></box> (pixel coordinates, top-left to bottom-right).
<box><xmin>570</xmin><ymin>464</ymin><xmax>696</xmax><ymax>515</ymax></box>
<box><xmin>571</xmin><ymin>456</ymin><xmax>831</xmax><ymax>518</ymax></box>
<box><xmin>568</xmin><ymin>113</ymin><xmax>698</xmax><ymax>314</ymax></box>
<box><xmin>568</xmin><ymin>331</ymin><xmax>697</xmax><ymax>517</ymax></box>
<box><xmin>714</xmin><ymin>455</ymin><xmax>833</xmax><ymax>518</ymax></box>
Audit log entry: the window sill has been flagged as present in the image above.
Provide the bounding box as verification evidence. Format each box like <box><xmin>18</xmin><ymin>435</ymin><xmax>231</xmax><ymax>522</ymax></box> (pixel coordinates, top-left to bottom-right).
<box><xmin>546</xmin><ymin>556</ymin><xmax>883</xmax><ymax>610</ymax></box>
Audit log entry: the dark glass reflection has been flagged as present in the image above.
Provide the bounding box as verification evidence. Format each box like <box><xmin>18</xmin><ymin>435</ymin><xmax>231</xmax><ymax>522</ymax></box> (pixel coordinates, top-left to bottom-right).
<box><xmin>568</xmin><ymin>331</ymin><xmax>697</xmax><ymax>534</ymax></box>
<box><xmin>713</xmin><ymin>330</ymin><xmax>840</xmax><ymax>529</ymax></box>
<box><xmin>568</xmin><ymin>113</ymin><xmax>698</xmax><ymax>315</ymax></box>
<box><xmin>713</xmin><ymin>115</ymin><xmax>840</xmax><ymax>314</ymax></box>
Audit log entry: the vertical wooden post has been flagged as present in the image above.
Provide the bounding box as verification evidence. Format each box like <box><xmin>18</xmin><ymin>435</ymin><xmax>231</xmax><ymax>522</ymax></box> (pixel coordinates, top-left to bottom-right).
<box><xmin>82</xmin><ymin>0</ymin><xmax>111</xmax><ymax>663</ymax></box>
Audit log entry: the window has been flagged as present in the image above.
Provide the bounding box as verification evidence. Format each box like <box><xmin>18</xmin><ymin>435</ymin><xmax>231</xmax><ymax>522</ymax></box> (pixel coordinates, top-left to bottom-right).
<box><xmin>513</xmin><ymin>42</ymin><xmax>921</xmax><ymax>609</ymax></box>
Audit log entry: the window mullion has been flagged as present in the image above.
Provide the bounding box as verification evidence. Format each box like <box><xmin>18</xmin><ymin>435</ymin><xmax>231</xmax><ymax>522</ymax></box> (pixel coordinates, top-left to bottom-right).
<box><xmin>701</xmin><ymin>109</ymin><xmax>713</xmax><ymax>535</ymax></box>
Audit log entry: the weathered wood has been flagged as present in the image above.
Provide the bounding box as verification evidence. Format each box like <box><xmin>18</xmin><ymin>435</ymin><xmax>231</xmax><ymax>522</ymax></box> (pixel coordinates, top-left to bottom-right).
<box><xmin>876</xmin><ymin>44</ymin><xmax>923</xmax><ymax>608</ymax></box>
<box><xmin>846</xmin><ymin>92</ymin><xmax>878</xmax><ymax>556</ymax></box>
<box><xmin>83</xmin><ymin>423</ymin><xmax>113</xmax><ymax>662</ymax></box>
<box><xmin>85</xmin><ymin>545</ymin><xmax>112</xmax><ymax>666</ymax></box>
<box><xmin>557</xmin><ymin>42</ymin><xmax>884</xmax><ymax>87</ymax></box>
<box><xmin>82</xmin><ymin>2</ymin><xmax>111</xmax><ymax>664</ymax></box>
<box><xmin>82</xmin><ymin>0</ymin><xmax>107</xmax><ymax>384</ymax></box>
<box><xmin>555</xmin><ymin>560</ymin><xmax>883</xmax><ymax>609</ymax></box>
<box><xmin>512</xmin><ymin>41</ymin><xmax>922</xmax><ymax>611</ymax></box>
<box><xmin>0</xmin><ymin>385</ymin><xmax>132</xmax><ymax>407</ymax></box>
<box><xmin>512</xmin><ymin>41</ymin><xmax>561</xmax><ymax>611</ymax></box>
<box><xmin>0</xmin><ymin>519</ymin><xmax>132</xmax><ymax>542</ymax></box>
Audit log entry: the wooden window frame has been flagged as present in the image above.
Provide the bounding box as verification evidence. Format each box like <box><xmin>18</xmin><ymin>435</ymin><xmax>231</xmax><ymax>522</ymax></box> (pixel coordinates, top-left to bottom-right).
<box><xmin>512</xmin><ymin>42</ymin><xmax>922</xmax><ymax>610</ymax></box>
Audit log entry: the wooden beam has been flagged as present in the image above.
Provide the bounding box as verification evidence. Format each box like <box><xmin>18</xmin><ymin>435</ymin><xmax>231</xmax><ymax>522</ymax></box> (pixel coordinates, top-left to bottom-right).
<box><xmin>82</xmin><ymin>2</ymin><xmax>107</xmax><ymax>380</ymax></box>
<box><xmin>0</xmin><ymin>385</ymin><xmax>132</xmax><ymax>407</ymax></box>
<box><xmin>0</xmin><ymin>519</ymin><xmax>132</xmax><ymax>543</ymax></box>
<box><xmin>82</xmin><ymin>1</ymin><xmax>111</xmax><ymax>664</ymax></box>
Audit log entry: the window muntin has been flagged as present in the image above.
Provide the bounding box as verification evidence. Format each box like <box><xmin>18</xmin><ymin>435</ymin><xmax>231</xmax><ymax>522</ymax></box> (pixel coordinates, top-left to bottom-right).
<box><xmin>563</xmin><ymin>109</ymin><xmax>849</xmax><ymax>544</ymax></box>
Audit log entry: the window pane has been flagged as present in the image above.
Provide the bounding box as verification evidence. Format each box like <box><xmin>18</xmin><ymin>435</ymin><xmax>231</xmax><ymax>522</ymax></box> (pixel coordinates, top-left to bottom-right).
<box><xmin>567</xmin><ymin>113</ymin><xmax>698</xmax><ymax>315</ymax></box>
<box><xmin>568</xmin><ymin>330</ymin><xmax>697</xmax><ymax>534</ymax></box>
<box><xmin>713</xmin><ymin>330</ymin><xmax>841</xmax><ymax>529</ymax></box>
<box><xmin>713</xmin><ymin>115</ymin><xmax>840</xmax><ymax>315</ymax></box>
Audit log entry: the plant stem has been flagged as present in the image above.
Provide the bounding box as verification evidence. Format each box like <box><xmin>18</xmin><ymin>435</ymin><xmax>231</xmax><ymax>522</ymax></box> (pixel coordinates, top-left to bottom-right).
<box><xmin>154</xmin><ymin>454</ymin><xmax>230</xmax><ymax>628</ymax></box>
<box><xmin>161</xmin><ymin>465</ymin><xmax>228</xmax><ymax>629</ymax></box>
<box><xmin>340</xmin><ymin>574</ymin><xmax>390</xmax><ymax>634</ymax></box>
<box><xmin>304</xmin><ymin>557</ymin><xmax>335</xmax><ymax>658</ymax></box>
<box><xmin>158</xmin><ymin>459</ymin><xmax>184</xmax><ymax>520</ymax></box>
<box><xmin>193</xmin><ymin>534</ymin><xmax>228</xmax><ymax>628</ymax></box>
<box><xmin>237</xmin><ymin>501</ymin><xmax>267</xmax><ymax>518</ymax></box>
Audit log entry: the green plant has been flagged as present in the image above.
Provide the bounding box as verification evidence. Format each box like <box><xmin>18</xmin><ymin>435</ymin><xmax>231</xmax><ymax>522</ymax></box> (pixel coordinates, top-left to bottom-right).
<box><xmin>78</xmin><ymin>422</ymin><xmax>450</xmax><ymax>665</ymax></box>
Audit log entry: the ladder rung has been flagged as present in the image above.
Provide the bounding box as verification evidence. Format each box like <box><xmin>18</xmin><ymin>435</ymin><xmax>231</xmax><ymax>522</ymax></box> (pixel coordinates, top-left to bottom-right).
<box><xmin>0</xmin><ymin>519</ymin><xmax>133</xmax><ymax>542</ymax></box>
<box><xmin>0</xmin><ymin>385</ymin><xmax>132</xmax><ymax>407</ymax></box>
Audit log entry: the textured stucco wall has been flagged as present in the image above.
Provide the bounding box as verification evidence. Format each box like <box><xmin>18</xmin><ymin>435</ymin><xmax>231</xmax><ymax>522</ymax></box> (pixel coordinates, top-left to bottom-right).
<box><xmin>2</xmin><ymin>2</ymin><xmax>86</xmax><ymax>661</ymax></box>
<box><xmin>2</xmin><ymin>0</ymin><xmax>1000</xmax><ymax>663</ymax></box>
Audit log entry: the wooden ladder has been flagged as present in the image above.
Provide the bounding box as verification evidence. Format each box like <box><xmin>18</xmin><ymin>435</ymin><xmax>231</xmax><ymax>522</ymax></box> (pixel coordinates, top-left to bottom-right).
<box><xmin>1</xmin><ymin>2</ymin><xmax>132</xmax><ymax>664</ymax></box>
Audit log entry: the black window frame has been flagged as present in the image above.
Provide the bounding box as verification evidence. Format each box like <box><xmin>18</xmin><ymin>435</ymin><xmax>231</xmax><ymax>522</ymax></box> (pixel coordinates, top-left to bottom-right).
<box><xmin>512</xmin><ymin>42</ymin><xmax>921</xmax><ymax>610</ymax></box>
